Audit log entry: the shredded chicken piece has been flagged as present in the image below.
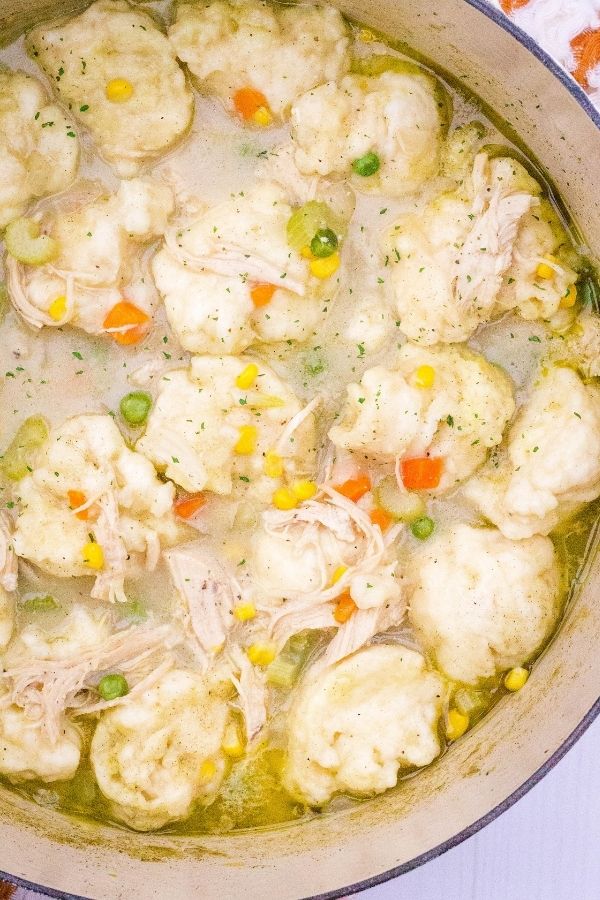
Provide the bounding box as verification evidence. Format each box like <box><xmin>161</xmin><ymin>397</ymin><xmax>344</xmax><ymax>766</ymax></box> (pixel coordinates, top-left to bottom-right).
<box><xmin>163</xmin><ymin>225</ymin><xmax>306</xmax><ymax>297</ymax></box>
<box><xmin>166</xmin><ymin>543</ymin><xmax>241</xmax><ymax>665</ymax></box>
<box><xmin>5</xmin><ymin>255</ymin><xmax>54</xmax><ymax>330</ymax></box>
<box><xmin>90</xmin><ymin>493</ymin><xmax>129</xmax><ymax>604</ymax></box>
<box><xmin>265</xmin><ymin>487</ymin><xmax>402</xmax><ymax>655</ymax></box>
<box><xmin>271</xmin><ymin>603</ymin><xmax>336</xmax><ymax>650</ymax></box>
<box><xmin>315</xmin><ymin>439</ymin><xmax>335</xmax><ymax>485</ymax></box>
<box><xmin>275</xmin><ymin>395</ymin><xmax>322</xmax><ymax>455</ymax></box>
<box><xmin>229</xmin><ymin>646</ymin><xmax>267</xmax><ymax>742</ymax></box>
<box><xmin>454</xmin><ymin>153</ymin><xmax>536</xmax><ymax>311</ymax></box>
<box><xmin>0</xmin><ymin>511</ymin><xmax>17</xmax><ymax>593</ymax></box>
<box><xmin>320</xmin><ymin>596</ymin><xmax>405</xmax><ymax>670</ymax></box>
<box><xmin>1</xmin><ymin>622</ymin><xmax>179</xmax><ymax>743</ymax></box>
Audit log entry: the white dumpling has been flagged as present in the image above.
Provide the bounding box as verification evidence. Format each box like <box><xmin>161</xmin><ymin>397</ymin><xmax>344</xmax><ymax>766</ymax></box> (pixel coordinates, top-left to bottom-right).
<box><xmin>168</xmin><ymin>0</ymin><xmax>349</xmax><ymax>120</ymax></box>
<box><xmin>251</xmin><ymin>489</ymin><xmax>391</xmax><ymax>605</ymax></box>
<box><xmin>12</xmin><ymin>414</ymin><xmax>180</xmax><ymax>601</ymax></box>
<box><xmin>136</xmin><ymin>355</ymin><xmax>317</xmax><ymax>499</ymax></box>
<box><xmin>153</xmin><ymin>182</ymin><xmax>325</xmax><ymax>354</ymax></box>
<box><xmin>0</xmin><ymin>69</ymin><xmax>79</xmax><ymax>229</ymax></box>
<box><xmin>283</xmin><ymin>645</ymin><xmax>444</xmax><ymax>806</ymax></box>
<box><xmin>565</xmin><ymin>308</ymin><xmax>600</xmax><ymax>379</ymax></box>
<box><xmin>408</xmin><ymin>523</ymin><xmax>560</xmax><ymax>684</ymax></box>
<box><xmin>7</xmin><ymin>178</ymin><xmax>174</xmax><ymax>336</ymax></box>
<box><xmin>90</xmin><ymin>669</ymin><xmax>231</xmax><ymax>830</ymax></box>
<box><xmin>342</xmin><ymin>293</ymin><xmax>394</xmax><ymax>354</ymax></box>
<box><xmin>0</xmin><ymin>693</ymin><xmax>81</xmax><ymax>782</ymax></box>
<box><xmin>27</xmin><ymin>0</ymin><xmax>193</xmax><ymax>176</ymax></box>
<box><xmin>329</xmin><ymin>343</ymin><xmax>515</xmax><ymax>494</ymax></box>
<box><xmin>463</xmin><ymin>366</ymin><xmax>600</xmax><ymax>539</ymax></box>
<box><xmin>386</xmin><ymin>153</ymin><xmax>577</xmax><ymax>344</ymax></box>
<box><xmin>4</xmin><ymin>604</ymin><xmax>111</xmax><ymax>666</ymax></box>
<box><xmin>291</xmin><ymin>68</ymin><xmax>445</xmax><ymax>196</ymax></box>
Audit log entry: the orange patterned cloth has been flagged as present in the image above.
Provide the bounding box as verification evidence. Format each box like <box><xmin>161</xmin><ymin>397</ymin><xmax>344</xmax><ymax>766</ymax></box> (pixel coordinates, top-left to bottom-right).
<box><xmin>492</xmin><ymin>0</ymin><xmax>600</xmax><ymax>101</ymax></box>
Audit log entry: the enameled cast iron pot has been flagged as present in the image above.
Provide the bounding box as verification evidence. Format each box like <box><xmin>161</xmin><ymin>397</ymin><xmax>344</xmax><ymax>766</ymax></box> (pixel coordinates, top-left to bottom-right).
<box><xmin>1</xmin><ymin>1</ymin><xmax>599</xmax><ymax>897</ymax></box>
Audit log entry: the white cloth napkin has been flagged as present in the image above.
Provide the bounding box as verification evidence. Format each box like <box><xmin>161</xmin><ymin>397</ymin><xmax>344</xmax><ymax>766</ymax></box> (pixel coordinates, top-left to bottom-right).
<box><xmin>490</xmin><ymin>0</ymin><xmax>600</xmax><ymax>106</ymax></box>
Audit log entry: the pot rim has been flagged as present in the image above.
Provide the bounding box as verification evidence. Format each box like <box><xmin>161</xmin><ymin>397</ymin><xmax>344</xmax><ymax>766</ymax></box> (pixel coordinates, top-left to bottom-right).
<box><xmin>2</xmin><ymin>1</ymin><xmax>600</xmax><ymax>898</ymax></box>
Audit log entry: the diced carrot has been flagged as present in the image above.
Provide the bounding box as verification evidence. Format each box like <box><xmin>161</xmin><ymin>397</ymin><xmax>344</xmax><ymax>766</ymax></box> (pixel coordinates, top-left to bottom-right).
<box><xmin>233</xmin><ymin>87</ymin><xmax>269</xmax><ymax>121</ymax></box>
<box><xmin>333</xmin><ymin>591</ymin><xmax>357</xmax><ymax>624</ymax></box>
<box><xmin>251</xmin><ymin>283</ymin><xmax>276</xmax><ymax>307</ymax></box>
<box><xmin>175</xmin><ymin>494</ymin><xmax>206</xmax><ymax>519</ymax></box>
<box><xmin>67</xmin><ymin>489</ymin><xmax>98</xmax><ymax>521</ymax></box>
<box><xmin>499</xmin><ymin>0</ymin><xmax>529</xmax><ymax>12</ymax></box>
<box><xmin>370</xmin><ymin>508</ymin><xmax>392</xmax><ymax>531</ymax></box>
<box><xmin>400</xmin><ymin>456</ymin><xmax>443</xmax><ymax>491</ymax></box>
<box><xmin>571</xmin><ymin>30</ymin><xmax>600</xmax><ymax>89</ymax></box>
<box><xmin>103</xmin><ymin>301</ymin><xmax>150</xmax><ymax>346</ymax></box>
<box><xmin>333</xmin><ymin>474</ymin><xmax>371</xmax><ymax>503</ymax></box>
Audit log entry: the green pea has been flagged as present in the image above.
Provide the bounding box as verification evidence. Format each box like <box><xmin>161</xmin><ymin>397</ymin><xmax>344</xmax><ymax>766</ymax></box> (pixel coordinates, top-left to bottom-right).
<box><xmin>97</xmin><ymin>673</ymin><xmax>129</xmax><ymax>701</ymax></box>
<box><xmin>352</xmin><ymin>152</ymin><xmax>381</xmax><ymax>177</ymax></box>
<box><xmin>310</xmin><ymin>228</ymin><xmax>338</xmax><ymax>259</ymax></box>
<box><xmin>411</xmin><ymin>516</ymin><xmax>435</xmax><ymax>541</ymax></box>
<box><xmin>120</xmin><ymin>391</ymin><xmax>152</xmax><ymax>426</ymax></box>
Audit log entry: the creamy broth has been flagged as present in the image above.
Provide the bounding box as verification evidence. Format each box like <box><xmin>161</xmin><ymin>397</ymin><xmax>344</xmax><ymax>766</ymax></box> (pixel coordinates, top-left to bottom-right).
<box><xmin>0</xmin><ymin>0</ymin><xmax>599</xmax><ymax>835</ymax></box>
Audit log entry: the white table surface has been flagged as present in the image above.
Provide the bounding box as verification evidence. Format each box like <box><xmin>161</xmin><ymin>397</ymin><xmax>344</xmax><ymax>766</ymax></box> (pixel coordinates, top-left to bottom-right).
<box><xmin>363</xmin><ymin>712</ymin><xmax>600</xmax><ymax>900</ymax></box>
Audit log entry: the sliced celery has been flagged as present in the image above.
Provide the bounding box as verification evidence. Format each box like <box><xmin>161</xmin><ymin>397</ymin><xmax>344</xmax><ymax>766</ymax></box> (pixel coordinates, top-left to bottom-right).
<box><xmin>266</xmin><ymin>630</ymin><xmax>320</xmax><ymax>689</ymax></box>
<box><xmin>4</xmin><ymin>217</ymin><xmax>59</xmax><ymax>266</ymax></box>
<box><xmin>286</xmin><ymin>201</ymin><xmax>346</xmax><ymax>252</ymax></box>
<box><xmin>0</xmin><ymin>415</ymin><xmax>49</xmax><ymax>481</ymax></box>
<box><xmin>22</xmin><ymin>594</ymin><xmax>58</xmax><ymax>612</ymax></box>
<box><xmin>374</xmin><ymin>476</ymin><xmax>425</xmax><ymax>522</ymax></box>
<box><xmin>454</xmin><ymin>686</ymin><xmax>489</xmax><ymax>716</ymax></box>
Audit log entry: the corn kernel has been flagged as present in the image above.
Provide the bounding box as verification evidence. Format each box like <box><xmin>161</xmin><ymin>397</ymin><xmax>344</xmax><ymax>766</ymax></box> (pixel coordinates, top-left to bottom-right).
<box><xmin>359</xmin><ymin>27</ymin><xmax>376</xmax><ymax>42</ymax></box>
<box><xmin>560</xmin><ymin>284</ymin><xmax>577</xmax><ymax>308</ymax></box>
<box><xmin>234</xmin><ymin>425</ymin><xmax>257</xmax><ymax>455</ymax></box>
<box><xmin>414</xmin><ymin>364</ymin><xmax>435</xmax><ymax>388</ymax></box>
<box><xmin>536</xmin><ymin>254</ymin><xmax>559</xmax><ymax>280</ymax></box>
<box><xmin>291</xmin><ymin>479</ymin><xmax>317</xmax><ymax>501</ymax></box>
<box><xmin>236</xmin><ymin>363</ymin><xmax>259</xmax><ymax>390</ymax></box>
<box><xmin>300</xmin><ymin>245</ymin><xmax>314</xmax><ymax>259</ymax></box>
<box><xmin>199</xmin><ymin>759</ymin><xmax>217</xmax><ymax>781</ymax></box>
<box><xmin>222</xmin><ymin>721</ymin><xmax>244</xmax><ymax>758</ymax></box>
<box><xmin>247</xmin><ymin>643</ymin><xmax>277</xmax><ymax>666</ymax></box>
<box><xmin>330</xmin><ymin>565</ymin><xmax>347</xmax><ymax>585</ymax></box>
<box><xmin>48</xmin><ymin>295</ymin><xmax>67</xmax><ymax>321</ymax></box>
<box><xmin>272</xmin><ymin>487</ymin><xmax>298</xmax><ymax>510</ymax></box>
<box><xmin>105</xmin><ymin>78</ymin><xmax>134</xmax><ymax>103</ymax></box>
<box><xmin>264</xmin><ymin>450</ymin><xmax>284</xmax><ymax>478</ymax></box>
<box><xmin>233</xmin><ymin>602</ymin><xmax>256</xmax><ymax>622</ymax></box>
<box><xmin>310</xmin><ymin>251</ymin><xmax>340</xmax><ymax>280</ymax></box>
<box><xmin>82</xmin><ymin>541</ymin><xmax>104</xmax><ymax>570</ymax></box>
<box><xmin>446</xmin><ymin>708</ymin><xmax>469</xmax><ymax>741</ymax></box>
<box><xmin>253</xmin><ymin>105</ymin><xmax>273</xmax><ymax>127</ymax></box>
<box><xmin>504</xmin><ymin>666</ymin><xmax>529</xmax><ymax>692</ymax></box>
